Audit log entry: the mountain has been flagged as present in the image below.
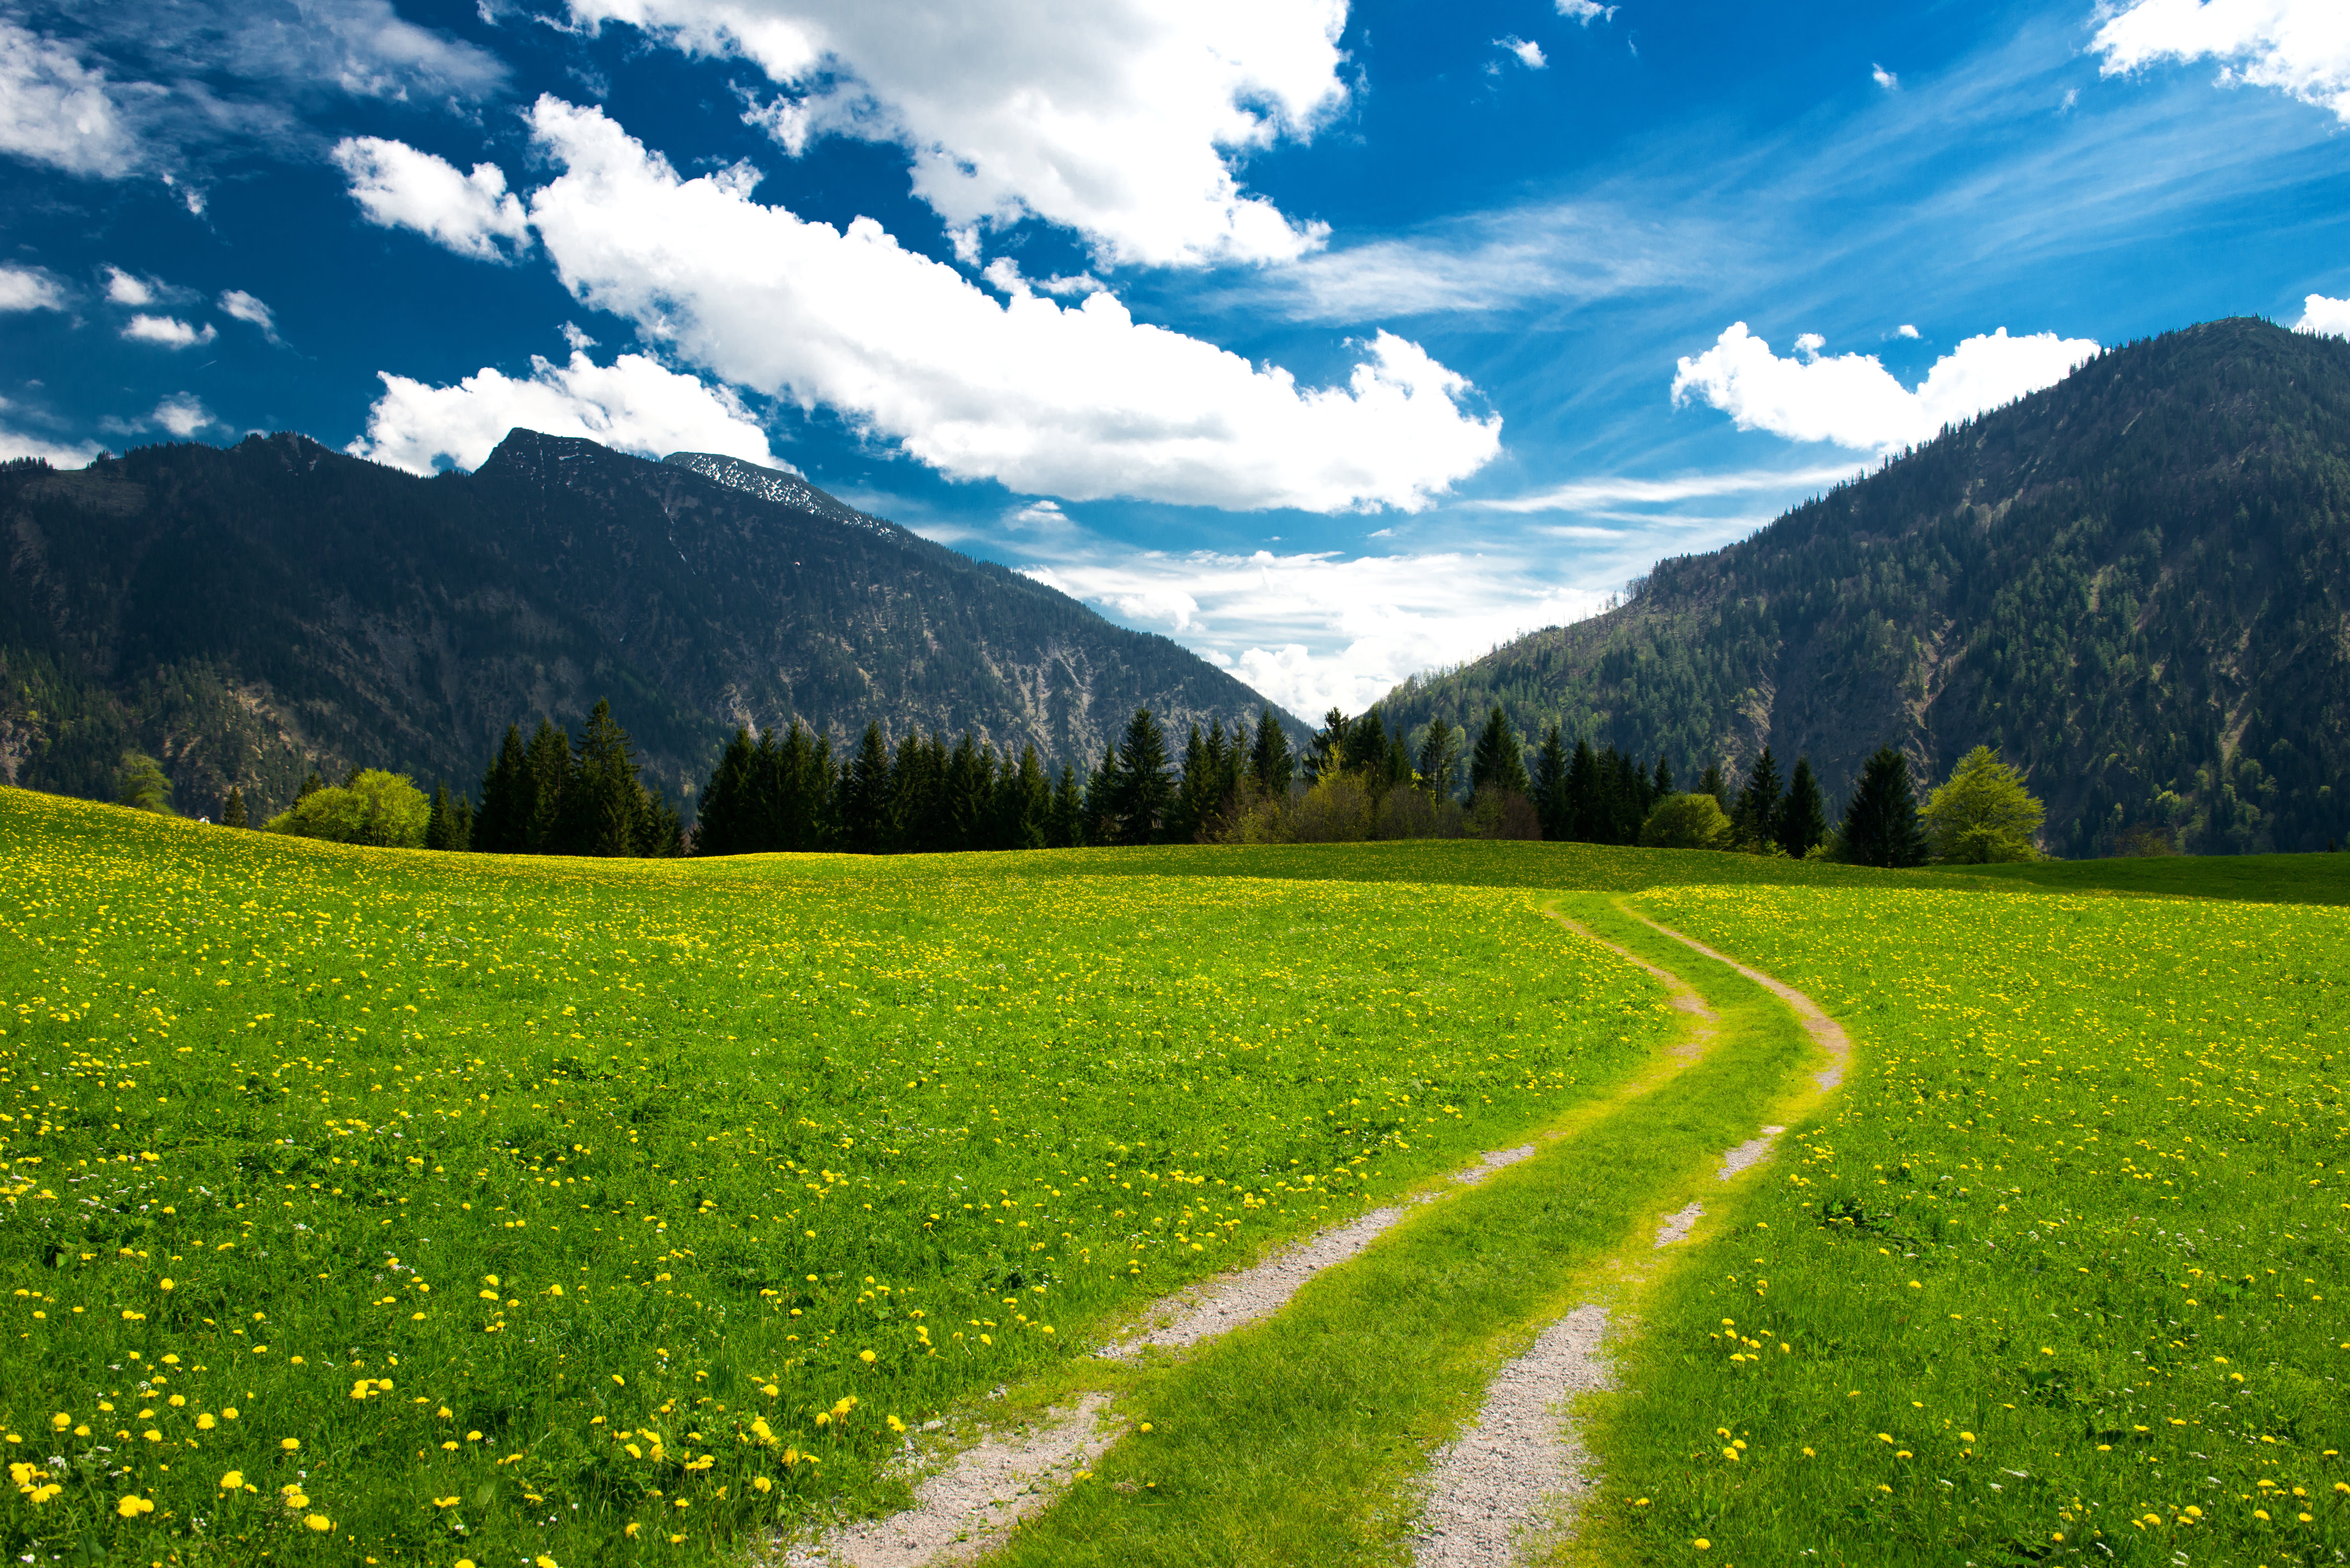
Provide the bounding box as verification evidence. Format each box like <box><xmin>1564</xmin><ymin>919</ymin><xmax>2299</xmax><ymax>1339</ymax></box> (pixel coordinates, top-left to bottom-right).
<box><xmin>1381</xmin><ymin>318</ymin><xmax>2350</xmax><ymax>856</ymax></box>
<box><xmin>0</xmin><ymin>429</ymin><xmax>1303</xmax><ymax>823</ymax></box>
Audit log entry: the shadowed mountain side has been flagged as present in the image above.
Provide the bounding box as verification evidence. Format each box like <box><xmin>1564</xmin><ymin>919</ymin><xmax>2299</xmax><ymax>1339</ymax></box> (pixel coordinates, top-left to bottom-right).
<box><xmin>1381</xmin><ymin>318</ymin><xmax>2350</xmax><ymax>856</ymax></box>
<box><xmin>0</xmin><ymin>430</ymin><xmax>1305</xmax><ymax>822</ymax></box>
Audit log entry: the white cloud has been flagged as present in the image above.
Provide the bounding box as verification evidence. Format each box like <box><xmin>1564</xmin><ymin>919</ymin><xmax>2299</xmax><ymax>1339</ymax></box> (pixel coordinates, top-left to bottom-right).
<box><xmin>1468</xmin><ymin>463</ymin><xmax>1864</xmax><ymax>513</ymax></box>
<box><xmin>104</xmin><ymin>267</ymin><xmax>157</xmax><ymax>307</ymax></box>
<box><xmin>1023</xmin><ymin>544</ymin><xmax>1611</xmax><ymax>716</ymax></box>
<box><xmin>1557</xmin><ymin>0</ymin><xmax>1616</xmax><ymax>23</ymax></box>
<box><xmin>0</xmin><ymin>404</ymin><xmax>100</xmax><ymax>467</ymax></box>
<box><xmin>1670</xmin><ymin>321</ymin><xmax>2100</xmax><ymax>451</ymax></box>
<box><xmin>349</xmin><ymin>346</ymin><xmax>776</xmax><ymax>474</ymax></box>
<box><xmin>151</xmin><ymin>394</ymin><xmax>215</xmax><ymax>438</ymax></box>
<box><xmin>2298</xmin><ymin>292</ymin><xmax>2350</xmax><ymax>335</ymax></box>
<box><xmin>1497</xmin><ymin>36</ymin><xmax>1547</xmax><ymax>69</ymax></box>
<box><xmin>0</xmin><ymin>265</ymin><xmax>64</xmax><ymax>312</ymax></box>
<box><xmin>571</xmin><ymin>0</ymin><xmax>1346</xmax><ymax>267</ymax></box>
<box><xmin>218</xmin><ymin>288</ymin><xmax>279</xmax><ymax>340</ymax></box>
<box><xmin>1872</xmin><ymin>63</ymin><xmax>1899</xmax><ymax>90</ymax></box>
<box><xmin>1897</xmin><ymin>322</ymin><xmax>1920</xmax><ymax>338</ymax></box>
<box><xmin>331</xmin><ymin>137</ymin><xmax>533</xmax><ymax>261</ymax></box>
<box><xmin>0</xmin><ymin>23</ymin><xmax>140</xmax><ymax>178</ymax></box>
<box><xmin>121</xmin><ymin>314</ymin><xmax>217</xmax><ymax>348</ymax></box>
<box><xmin>521</xmin><ymin>97</ymin><xmax>1500</xmax><ymax>511</ymax></box>
<box><xmin>2092</xmin><ymin>0</ymin><xmax>2350</xmax><ymax>123</ymax></box>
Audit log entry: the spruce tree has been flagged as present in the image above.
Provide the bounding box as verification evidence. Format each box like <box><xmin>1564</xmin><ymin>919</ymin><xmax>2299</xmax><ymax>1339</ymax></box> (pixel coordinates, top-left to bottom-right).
<box><xmin>299</xmin><ymin>769</ymin><xmax>324</xmax><ymax>799</ymax></box>
<box><xmin>1415</xmin><ymin>720</ymin><xmax>1463</xmax><ymax>799</ymax></box>
<box><xmin>222</xmin><ymin>786</ymin><xmax>248</xmax><ymax>829</ymax></box>
<box><xmin>695</xmin><ymin>728</ymin><xmax>758</xmax><ymax>856</ymax></box>
<box><xmin>1699</xmin><ymin>761</ymin><xmax>1729</xmax><ymax>813</ymax></box>
<box><xmin>451</xmin><ymin>793</ymin><xmax>472</xmax><ymax>851</ymax></box>
<box><xmin>522</xmin><ymin>718</ymin><xmax>571</xmax><ymax>854</ymax></box>
<box><xmin>1840</xmin><ymin>746</ymin><xmax>1931</xmax><ymax>868</ymax></box>
<box><xmin>1565</xmin><ymin>737</ymin><xmax>1602</xmax><ymax>841</ymax></box>
<box><xmin>1779</xmin><ymin>756</ymin><xmax>1829</xmax><ymax>858</ymax></box>
<box><xmin>1048</xmin><ymin>762</ymin><xmax>1085</xmax><ymax>848</ymax></box>
<box><xmin>840</xmin><ymin>723</ymin><xmax>892</xmax><ymax>853</ymax></box>
<box><xmin>1739</xmin><ymin>746</ymin><xmax>1786</xmax><ymax>851</ymax></box>
<box><xmin>1002</xmin><ymin>745</ymin><xmax>1051</xmax><ymax>849</ymax></box>
<box><xmin>1606</xmin><ymin>746</ymin><xmax>1646</xmax><ymax>844</ymax></box>
<box><xmin>1250</xmin><ymin>705</ymin><xmax>1295</xmax><ymax>794</ymax></box>
<box><xmin>1468</xmin><ymin>706</ymin><xmax>1530</xmax><ymax>796</ymax></box>
<box><xmin>944</xmin><ymin>732</ymin><xmax>992</xmax><ymax>851</ymax></box>
<box><xmin>474</xmin><ymin>725</ymin><xmax>529</xmax><ymax>853</ymax></box>
<box><xmin>1172</xmin><ymin>722</ymin><xmax>1214</xmax><ymax>843</ymax></box>
<box><xmin>1304</xmin><ymin>708</ymin><xmax>1348</xmax><ymax>783</ymax></box>
<box><xmin>425</xmin><ymin>783</ymin><xmax>455</xmax><ymax>850</ymax></box>
<box><xmin>1530</xmin><ymin>725</ymin><xmax>1571</xmax><ymax>840</ymax></box>
<box><xmin>1651</xmin><ymin>755</ymin><xmax>1674</xmax><ymax>799</ymax></box>
<box><xmin>774</xmin><ymin>722</ymin><xmax>832</xmax><ymax>852</ymax></box>
<box><xmin>1109</xmin><ymin>708</ymin><xmax>1173</xmax><ymax>845</ymax></box>
<box><xmin>1083</xmin><ymin>741</ymin><xmax>1122</xmax><ymax>845</ymax></box>
<box><xmin>562</xmin><ymin>699</ymin><xmax>646</xmax><ymax>857</ymax></box>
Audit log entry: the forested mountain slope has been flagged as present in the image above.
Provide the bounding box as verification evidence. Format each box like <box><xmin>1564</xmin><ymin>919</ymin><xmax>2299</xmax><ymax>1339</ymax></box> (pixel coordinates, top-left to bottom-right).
<box><xmin>0</xmin><ymin>430</ymin><xmax>1299</xmax><ymax>821</ymax></box>
<box><xmin>1383</xmin><ymin>318</ymin><xmax>2350</xmax><ymax>855</ymax></box>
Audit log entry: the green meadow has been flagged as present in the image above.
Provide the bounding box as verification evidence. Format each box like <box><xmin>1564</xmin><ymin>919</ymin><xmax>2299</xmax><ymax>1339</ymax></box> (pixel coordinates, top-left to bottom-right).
<box><xmin>2</xmin><ymin>785</ymin><xmax>2343</xmax><ymax>1567</ymax></box>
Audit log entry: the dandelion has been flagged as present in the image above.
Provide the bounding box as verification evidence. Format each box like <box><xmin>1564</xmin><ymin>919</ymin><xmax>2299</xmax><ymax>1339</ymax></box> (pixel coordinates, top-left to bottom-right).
<box><xmin>116</xmin><ymin>1494</ymin><xmax>155</xmax><ymax>1517</ymax></box>
<box><xmin>304</xmin><ymin>1514</ymin><xmax>333</xmax><ymax>1532</ymax></box>
<box><xmin>280</xmin><ymin>1437</ymin><xmax>299</xmax><ymax>1451</ymax></box>
<box><xmin>219</xmin><ymin>1471</ymin><xmax>243</xmax><ymax>1490</ymax></box>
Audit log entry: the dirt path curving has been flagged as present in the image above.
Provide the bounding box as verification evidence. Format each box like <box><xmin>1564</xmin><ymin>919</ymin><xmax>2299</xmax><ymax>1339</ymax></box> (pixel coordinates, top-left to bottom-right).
<box><xmin>1619</xmin><ymin>909</ymin><xmax>1851</xmax><ymax>1088</ymax></box>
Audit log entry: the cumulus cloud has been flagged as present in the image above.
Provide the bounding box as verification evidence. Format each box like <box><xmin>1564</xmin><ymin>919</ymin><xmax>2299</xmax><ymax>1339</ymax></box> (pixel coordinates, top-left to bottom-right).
<box><xmin>1557</xmin><ymin>0</ymin><xmax>1616</xmax><ymax>22</ymax></box>
<box><xmin>121</xmin><ymin>314</ymin><xmax>217</xmax><ymax>348</ymax></box>
<box><xmin>1023</xmin><ymin>544</ymin><xmax>1610</xmax><ymax>716</ymax></box>
<box><xmin>0</xmin><ymin>22</ymin><xmax>140</xmax><ymax>177</ymax></box>
<box><xmin>2092</xmin><ymin>0</ymin><xmax>2350</xmax><ymax>122</ymax></box>
<box><xmin>104</xmin><ymin>266</ymin><xmax>157</xmax><ymax>306</ymax></box>
<box><xmin>331</xmin><ymin>137</ymin><xmax>533</xmax><ymax>260</ymax></box>
<box><xmin>1497</xmin><ymin>36</ymin><xmax>1547</xmax><ymax>69</ymax></box>
<box><xmin>2298</xmin><ymin>293</ymin><xmax>2350</xmax><ymax>335</ymax></box>
<box><xmin>349</xmin><ymin>346</ymin><xmax>776</xmax><ymax>474</ymax></box>
<box><xmin>568</xmin><ymin>0</ymin><xmax>1346</xmax><ymax>266</ymax></box>
<box><xmin>1670</xmin><ymin>321</ymin><xmax>2100</xmax><ymax>451</ymax></box>
<box><xmin>0</xmin><ymin>400</ymin><xmax>100</xmax><ymax>466</ymax></box>
<box><xmin>1897</xmin><ymin>322</ymin><xmax>1920</xmax><ymax>338</ymax></box>
<box><xmin>520</xmin><ymin>97</ymin><xmax>1500</xmax><ymax>511</ymax></box>
<box><xmin>1872</xmin><ymin>62</ymin><xmax>1899</xmax><ymax>90</ymax></box>
<box><xmin>151</xmin><ymin>394</ymin><xmax>216</xmax><ymax>438</ymax></box>
<box><xmin>0</xmin><ymin>265</ymin><xmax>64</xmax><ymax>312</ymax></box>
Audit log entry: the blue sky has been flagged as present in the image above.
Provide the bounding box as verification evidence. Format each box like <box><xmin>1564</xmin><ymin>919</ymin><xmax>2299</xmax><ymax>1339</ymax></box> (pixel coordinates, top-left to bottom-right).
<box><xmin>4</xmin><ymin>0</ymin><xmax>2348</xmax><ymax>718</ymax></box>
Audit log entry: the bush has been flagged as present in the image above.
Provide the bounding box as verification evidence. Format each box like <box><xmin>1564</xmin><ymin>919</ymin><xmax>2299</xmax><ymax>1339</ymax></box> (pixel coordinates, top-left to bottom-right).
<box><xmin>1463</xmin><ymin>786</ymin><xmax>1540</xmax><ymax>840</ymax></box>
<box><xmin>1640</xmin><ymin>791</ymin><xmax>1733</xmax><ymax>849</ymax></box>
<box><xmin>114</xmin><ymin>751</ymin><xmax>173</xmax><ymax>814</ymax></box>
<box><xmin>264</xmin><ymin>770</ymin><xmax>430</xmax><ymax>847</ymax></box>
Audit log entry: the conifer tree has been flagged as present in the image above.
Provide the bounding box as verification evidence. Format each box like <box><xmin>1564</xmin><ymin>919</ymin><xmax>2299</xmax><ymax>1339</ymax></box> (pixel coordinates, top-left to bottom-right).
<box><xmin>1606</xmin><ymin>745</ymin><xmax>1647</xmax><ymax>844</ymax></box>
<box><xmin>839</xmin><ymin>723</ymin><xmax>892</xmax><ymax>854</ymax></box>
<box><xmin>1083</xmin><ymin>741</ymin><xmax>1123</xmax><ymax>844</ymax></box>
<box><xmin>1109</xmin><ymin>708</ymin><xmax>1173</xmax><ymax>845</ymax></box>
<box><xmin>1249</xmin><ymin>705</ymin><xmax>1295</xmax><ymax>794</ymax></box>
<box><xmin>1304</xmin><ymin>708</ymin><xmax>1348</xmax><ymax>783</ymax></box>
<box><xmin>425</xmin><ymin>783</ymin><xmax>456</xmax><ymax>850</ymax></box>
<box><xmin>1171</xmin><ymin>722</ymin><xmax>1214</xmax><ymax>843</ymax></box>
<box><xmin>522</xmin><ymin>718</ymin><xmax>571</xmax><ymax>853</ymax></box>
<box><xmin>695</xmin><ymin>728</ymin><xmax>758</xmax><ymax>856</ymax></box>
<box><xmin>1840</xmin><ymin>746</ymin><xmax>1930</xmax><ymax>867</ymax></box>
<box><xmin>1468</xmin><ymin>705</ymin><xmax>1530</xmax><ymax>796</ymax></box>
<box><xmin>450</xmin><ymin>793</ymin><xmax>472</xmax><ymax>851</ymax></box>
<box><xmin>1565</xmin><ymin>737</ymin><xmax>1602</xmax><ymax>841</ymax></box>
<box><xmin>1530</xmin><ymin>724</ymin><xmax>1571</xmax><ymax>840</ymax></box>
<box><xmin>1000</xmin><ymin>745</ymin><xmax>1051</xmax><ymax>849</ymax></box>
<box><xmin>299</xmin><ymin>769</ymin><xmax>323</xmax><ymax>800</ymax></box>
<box><xmin>1651</xmin><ymin>755</ymin><xmax>1674</xmax><ymax>799</ymax></box>
<box><xmin>1048</xmin><ymin>762</ymin><xmax>1085</xmax><ymax>848</ymax></box>
<box><xmin>561</xmin><ymin>699</ymin><xmax>647</xmax><ymax>857</ymax></box>
<box><xmin>1699</xmin><ymin>761</ymin><xmax>1729</xmax><ymax>813</ymax></box>
<box><xmin>1779</xmin><ymin>756</ymin><xmax>1829</xmax><ymax>859</ymax></box>
<box><xmin>944</xmin><ymin>732</ymin><xmax>993</xmax><ymax>850</ymax></box>
<box><xmin>1738</xmin><ymin>745</ymin><xmax>1785</xmax><ymax>851</ymax></box>
<box><xmin>473</xmin><ymin>725</ymin><xmax>529</xmax><ymax>853</ymax></box>
<box><xmin>772</xmin><ymin>721</ymin><xmax>833</xmax><ymax>852</ymax></box>
<box><xmin>1415</xmin><ymin>719</ymin><xmax>1463</xmax><ymax>800</ymax></box>
<box><xmin>222</xmin><ymin>786</ymin><xmax>248</xmax><ymax>829</ymax></box>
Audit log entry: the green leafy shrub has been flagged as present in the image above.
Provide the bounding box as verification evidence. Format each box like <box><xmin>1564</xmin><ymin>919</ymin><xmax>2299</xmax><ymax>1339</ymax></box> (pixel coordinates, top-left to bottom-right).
<box><xmin>263</xmin><ymin>769</ymin><xmax>429</xmax><ymax>847</ymax></box>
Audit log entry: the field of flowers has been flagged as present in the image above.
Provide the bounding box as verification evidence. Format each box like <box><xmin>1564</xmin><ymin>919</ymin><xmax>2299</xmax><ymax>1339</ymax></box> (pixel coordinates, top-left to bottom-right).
<box><xmin>1585</xmin><ymin>883</ymin><xmax>2350</xmax><ymax>1566</ymax></box>
<box><xmin>0</xmin><ymin>788</ymin><xmax>1672</xmax><ymax>1567</ymax></box>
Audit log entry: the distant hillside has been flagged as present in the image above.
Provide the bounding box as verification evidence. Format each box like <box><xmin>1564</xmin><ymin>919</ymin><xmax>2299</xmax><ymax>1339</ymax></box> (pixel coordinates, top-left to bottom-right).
<box><xmin>0</xmin><ymin>430</ymin><xmax>1302</xmax><ymax>822</ymax></box>
<box><xmin>1383</xmin><ymin>318</ymin><xmax>2350</xmax><ymax>856</ymax></box>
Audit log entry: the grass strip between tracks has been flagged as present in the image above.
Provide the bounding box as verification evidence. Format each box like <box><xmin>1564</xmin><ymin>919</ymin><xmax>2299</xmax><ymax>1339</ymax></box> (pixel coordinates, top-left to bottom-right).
<box><xmin>980</xmin><ymin>895</ymin><xmax>1822</xmax><ymax>1568</ymax></box>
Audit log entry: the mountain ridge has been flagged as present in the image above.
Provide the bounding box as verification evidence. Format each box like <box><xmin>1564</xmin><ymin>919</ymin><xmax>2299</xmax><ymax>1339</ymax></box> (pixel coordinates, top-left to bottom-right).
<box><xmin>0</xmin><ymin>428</ymin><xmax>1304</xmax><ymax>823</ymax></box>
<box><xmin>1380</xmin><ymin>317</ymin><xmax>2350</xmax><ymax>856</ymax></box>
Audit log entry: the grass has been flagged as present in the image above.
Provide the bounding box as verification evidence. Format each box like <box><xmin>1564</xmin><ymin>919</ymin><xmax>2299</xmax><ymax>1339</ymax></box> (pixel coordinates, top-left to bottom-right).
<box><xmin>988</xmin><ymin>897</ymin><xmax>1822</xmax><ymax>1567</ymax></box>
<box><xmin>5</xmin><ymin>783</ymin><xmax>2341</xmax><ymax>1568</ymax></box>
<box><xmin>0</xmin><ymin>788</ymin><xmax>1666</xmax><ymax>1566</ymax></box>
<box><xmin>1576</xmin><ymin>883</ymin><xmax>2350</xmax><ymax>1566</ymax></box>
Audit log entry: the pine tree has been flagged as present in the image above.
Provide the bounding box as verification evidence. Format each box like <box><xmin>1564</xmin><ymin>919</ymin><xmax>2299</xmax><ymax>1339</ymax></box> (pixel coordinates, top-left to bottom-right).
<box><xmin>299</xmin><ymin>769</ymin><xmax>323</xmax><ymax>799</ymax></box>
<box><xmin>562</xmin><ymin>699</ymin><xmax>646</xmax><ymax>857</ymax></box>
<box><xmin>222</xmin><ymin>786</ymin><xmax>248</xmax><ymax>829</ymax></box>
<box><xmin>1172</xmin><ymin>722</ymin><xmax>1214</xmax><ymax>843</ymax></box>
<box><xmin>1415</xmin><ymin>720</ymin><xmax>1463</xmax><ymax>799</ymax></box>
<box><xmin>695</xmin><ymin>728</ymin><xmax>758</xmax><ymax>856</ymax></box>
<box><xmin>1468</xmin><ymin>706</ymin><xmax>1530</xmax><ymax>796</ymax></box>
<box><xmin>1738</xmin><ymin>746</ymin><xmax>1786</xmax><ymax>851</ymax></box>
<box><xmin>1109</xmin><ymin>708</ymin><xmax>1173</xmax><ymax>845</ymax></box>
<box><xmin>1530</xmin><ymin>725</ymin><xmax>1571</xmax><ymax>840</ymax></box>
<box><xmin>1699</xmin><ymin>761</ymin><xmax>1728</xmax><ymax>813</ymax></box>
<box><xmin>1083</xmin><ymin>741</ymin><xmax>1123</xmax><ymax>845</ymax></box>
<box><xmin>1840</xmin><ymin>746</ymin><xmax>1930</xmax><ymax>868</ymax></box>
<box><xmin>1304</xmin><ymin>708</ymin><xmax>1348</xmax><ymax>783</ymax></box>
<box><xmin>773</xmin><ymin>721</ymin><xmax>832</xmax><ymax>852</ymax></box>
<box><xmin>944</xmin><ymin>732</ymin><xmax>993</xmax><ymax>851</ymax></box>
<box><xmin>450</xmin><ymin>793</ymin><xmax>472</xmax><ymax>851</ymax></box>
<box><xmin>1606</xmin><ymin>746</ymin><xmax>1647</xmax><ymax>844</ymax></box>
<box><xmin>1651</xmin><ymin>755</ymin><xmax>1674</xmax><ymax>799</ymax></box>
<box><xmin>522</xmin><ymin>718</ymin><xmax>571</xmax><ymax>853</ymax></box>
<box><xmin>1249</xmin><ymin>706</ymin><xmax>1295</xmax><ymax>794</ymax></box>
<box><xmin>1565</xmin><ymin>737</ymin><xmax>1602</xmax><ymax>841</ymax></box>
<box><xmin>474</xmin><ymin>725</ymin><xmax>529</xmax><ymax>853</ymax></box>
<box><xmin>839</xmin><ymin>723</ymin><xmax>892</xmax><ymax>853</ymax></box>
<box><xmin>1779</xmin><ymin>756</ymin><xmax>1829</xmax><ymax>858</ymax></box>
<box><xmin>425</xmin><ymin>782</ymin><xmax>456</xmax><ymax>850</ymax></box>
<box><xmin>1048</xmin><ymin>762</ymin><xmax>1085</xmax><ymax>848</ymax></box>
<box><xmin>1001</xmin><ymin>745</ymin><xmax>1051</xmax><ymax>849</ymax></box>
